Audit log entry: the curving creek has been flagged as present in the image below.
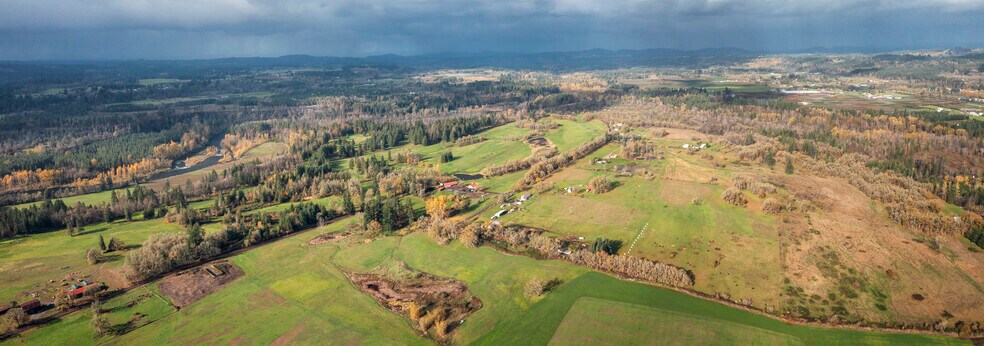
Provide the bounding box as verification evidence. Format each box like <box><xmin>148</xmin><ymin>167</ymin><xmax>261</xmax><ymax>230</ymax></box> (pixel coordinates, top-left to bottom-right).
<box><xmin>147</xmin><ymin>133</ymin><xmax>226</xmax><ymax>181</ymax></box>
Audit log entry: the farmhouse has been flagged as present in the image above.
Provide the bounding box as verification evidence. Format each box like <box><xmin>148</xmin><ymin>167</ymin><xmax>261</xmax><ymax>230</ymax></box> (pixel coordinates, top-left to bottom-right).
<box><xmin>519</xmin><ymin>193</ymin><xmax>532</xmax><ymax>202</ymax></box>
<box><xmin>466</xmin><ymin>183</ymin><xmax>480</xmax><ymax>192</ymax></box>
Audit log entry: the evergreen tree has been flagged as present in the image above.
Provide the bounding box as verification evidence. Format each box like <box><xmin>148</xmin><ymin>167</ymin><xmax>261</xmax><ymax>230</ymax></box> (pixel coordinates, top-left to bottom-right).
<box><xmin>99</xmin><ymin>235</ymin><xmax>106</xmax><ymax>252</ymax></box>
<box><xmin>187</xmin><ymin>223</ymin><xmax>204</xmax><ymax>247</ymax></box>
<box><xmin>343</xmin><ymin>192</ymin><xmax>356</xmax><ymax>214</ymax></box>
<box><xmin>785</xmin><ymin>157</ymin><xmax>795</xmax><ymax>174</ymax></box>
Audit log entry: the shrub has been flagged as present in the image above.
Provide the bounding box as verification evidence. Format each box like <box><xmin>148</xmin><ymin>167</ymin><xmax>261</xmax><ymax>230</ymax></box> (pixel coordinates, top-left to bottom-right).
<box><xmin>732</xmin><ymin>175</ymin><xmax>753</xmax><ymax>190</ymax></box>
<box><xmin>407</xmin><ymin>302</ymin><xmax>423</xmax><ymax>321</ymax></box>
<box><xmin>435</xmin><ymin>318</ymin><xmax>450</xmax><ymax>338</ymax></box>
<box><xmin>751</xmin><ymin>182</ymin><xmax>776</xmax><ymax>197</ymax></box>
<box><xmin>5</xmin><ymin>308</ymin><xmax>30</xmax><ymax>328</ymax></box>
<box><xmin>587</xmin><ymin>175</ymin><xmax>616</xmax><ymax>194</ymax></box>
<box><xmin>762</xmin><ymin>198</ymin><xmax>783</xmax><ymax>214</ymax></box>
<box><xmin>459</xmin><ymin>224</ymin><xmax>481</xmax><ymax>248</ymax></box>
<box><xmin>107</xmin><ymin>237</ymin><xmax>125</xmax><ymax>252</ymax></box>
<box><xmin>721</xmin><ymin>188</ymin><xmax>747</xmax><ymax>207</ymax></box>
<box><xmin>524</xmin><ymin>279</ymin><xmax>547</xmax><ymax>299</ymax></box>
<box><xmin>439</xmin><ymin>152</ymin><xmax>454</xmax><ymax>163</ymax></box>
<box><xmin>85</xmin><ymin>248</ymin><xmax>100</xmax><ymax>265</ymax></box>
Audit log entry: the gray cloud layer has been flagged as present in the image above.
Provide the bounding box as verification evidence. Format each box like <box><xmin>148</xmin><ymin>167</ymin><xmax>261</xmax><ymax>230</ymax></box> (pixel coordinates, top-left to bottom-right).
<box><xmin>0</xmin><ymin>0</ymin><xmax>981</xmax><ymax>59</ymax></box>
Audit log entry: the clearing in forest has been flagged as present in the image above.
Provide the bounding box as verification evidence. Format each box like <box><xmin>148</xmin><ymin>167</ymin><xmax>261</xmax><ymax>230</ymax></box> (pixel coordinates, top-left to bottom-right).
<box><xmin>413</xmin><ymin>123</ymin><xmax>533</xmax><ymax>174</ymax></box>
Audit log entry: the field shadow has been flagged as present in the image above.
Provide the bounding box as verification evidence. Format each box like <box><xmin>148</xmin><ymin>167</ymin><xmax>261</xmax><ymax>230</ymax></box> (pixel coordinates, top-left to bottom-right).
<box><xmin>76</xmin><ymin>226</ymin><xmax>110</xmax><ymax>236</ymax></box>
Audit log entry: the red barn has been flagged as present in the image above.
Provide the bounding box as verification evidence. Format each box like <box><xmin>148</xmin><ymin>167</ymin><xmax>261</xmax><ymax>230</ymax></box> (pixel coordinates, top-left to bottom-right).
<box><xmin>440</xmin><ymin>181</ymin><xmax>459</xmax><ymax>189</ymax></box>
<box><xmin>67</xmin><ymin>286</ymin><xmax>87</xmax><ymax>299</ymax></box>
<box><xmin>0</xmin><ymin>305</ymin><xmax>9</xmax><ymax>315</ymax></box>
<box><xmin>67</xmin><ymin>283</ymin><xmax>103</xmax><ymax>299</ymax></box>
<box><xmin>20</xmin><ymin>299</ymin><xmax>41</xmax><ymax>311</ymax></box>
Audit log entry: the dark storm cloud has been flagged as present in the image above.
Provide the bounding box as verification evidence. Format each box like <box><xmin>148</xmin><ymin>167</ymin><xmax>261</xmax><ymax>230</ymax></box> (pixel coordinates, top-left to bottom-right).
<box><xmin>0</xmin><ymin>0</ymin><xmax>981</xmax><ymax>60</ymax></box>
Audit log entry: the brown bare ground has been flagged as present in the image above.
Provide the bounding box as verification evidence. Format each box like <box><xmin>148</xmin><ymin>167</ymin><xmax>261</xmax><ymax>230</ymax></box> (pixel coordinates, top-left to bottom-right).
<box><xmin>271</xmin><ymin>324</ymin><xmax>306</xmax><ymax>346</ymax></box>
<box><xmin>158</xmin><ymin>261</ymin><xmax>243</xmax><ymax>308</ymax></box>
<box><xmin>663</xmin><ymin>155</ymin><xmax>722</xmax><ymax>183</ymax></box>
<box><xmin>777</xmin><ymin>174</ymin><xmax>984</xmax><ymax>323</ymax></box>
<box><xmin>660</xmin><ymin>127</ymin><xmax>714</xmax><ymax>142</ymax></box>
<box><xmin>250</xmin><ymin>290</ymin><xmax>289</xmax><ymax>309</ymax></box>
<box><xmin>309</xmin><ymin>232</ymin><xmax>352</xmax><ymax>245</ymax></box>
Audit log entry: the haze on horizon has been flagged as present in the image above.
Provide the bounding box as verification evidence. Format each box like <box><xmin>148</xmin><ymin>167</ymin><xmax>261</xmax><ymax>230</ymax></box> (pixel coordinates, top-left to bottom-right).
<box><xmin>0</xmin><ymin>0</ymin><xmax>982</xmax><ymax>60</ymax></box>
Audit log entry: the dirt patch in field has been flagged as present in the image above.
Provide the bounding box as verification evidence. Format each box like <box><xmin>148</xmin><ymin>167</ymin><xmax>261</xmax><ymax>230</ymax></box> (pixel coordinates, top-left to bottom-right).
<box><xmin>663</xmin><ymin>155</ymin><xmax>722</xmax><ymax>183</ymax></box>
<box><xmin>344</xmin><ymin>263</ymin><xmax>482</xmax><ymax>341</ymax></box>
<box><xmin>158</xmin><ymin>261</ymin><xmax>243</xmax><ymax>308</ymax></box>
<box><xmin>272</xmin><ymin>324</ymin><xmax>306</xmax><ymax>346</ymax></box>
<box><xmin>528</xmin><ymin>137</ymin><xmax>548</xmax><ymax>147</ymax></box>
<box><xmin>660</xmin><ymin>127</ymin><xmax>714</xmax><ymax>142</ymax></box>
<box><xmin>250</xmin><ymin>290</ymin><xmax>289</xmax><ymax>308</ymax></box>
<box><xmin>658</xmin><ymin>179</ymin><xmax>714</xmax><ymax>205</ymax></box>
<box><xmin>309</xmin><ymin>232</ymin><xmax>352</xmax><ymax>245</ymax></box>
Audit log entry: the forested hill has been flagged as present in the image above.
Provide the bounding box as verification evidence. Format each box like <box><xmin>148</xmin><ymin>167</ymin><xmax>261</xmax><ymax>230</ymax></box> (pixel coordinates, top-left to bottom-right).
<box><xmin>0</xmin><ymin>48</ymin><xmax>758</xmax><ymax>86</ymax></box>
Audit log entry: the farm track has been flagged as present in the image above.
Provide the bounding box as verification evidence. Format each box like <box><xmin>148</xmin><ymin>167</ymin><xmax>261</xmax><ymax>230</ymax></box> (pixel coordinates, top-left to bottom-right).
<box><xmin>464</xmin><ymin>192</ymin><xmax>504</xmax><ymax>222</ymax></box>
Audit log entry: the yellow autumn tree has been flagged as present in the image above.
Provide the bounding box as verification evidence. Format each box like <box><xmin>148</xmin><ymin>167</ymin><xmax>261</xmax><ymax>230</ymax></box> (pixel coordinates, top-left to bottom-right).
<box><xmin>425</xmin><ymin>195</ymin><xmax>451</xmax><ymax>219</ymax></box>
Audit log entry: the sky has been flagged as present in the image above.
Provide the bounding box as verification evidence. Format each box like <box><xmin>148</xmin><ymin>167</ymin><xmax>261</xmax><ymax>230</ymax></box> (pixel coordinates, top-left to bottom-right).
<box><xmin>0</xmin><ymin>0</ymin><xmax>982</xmax><ymax>60</ymax></box>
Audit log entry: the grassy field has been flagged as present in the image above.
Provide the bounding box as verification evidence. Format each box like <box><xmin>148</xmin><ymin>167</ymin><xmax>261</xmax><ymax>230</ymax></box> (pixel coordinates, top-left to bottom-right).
<box><xmin>487</xmin><ymin>141</ymin><xmax>783</xmax><ymax>309</ymax></box>
<box><xmin>473</xmin><ymin>171</ymin><xmax>525</xmax><ymax>193</ymax></box>
<box><xmin>343</xmin><ymin>233</ymin><xmax>964</xmax><ymax>345</ymax></box>
<box><xmin>244</xmin><ymin>196</ymin><xmax>342</xmax><ymax>216</ymax></box>
<box><xmin>137</xmin><ymin>78</ymin><xmax>183</xmax><ymax>86</ymax></box>
<box><xmin>544</xmin><ymin>119</ymin><xmax>608</xmax><ymax>152</ymax></box>
<box><xmin>0</xmin><ymin>218</ymin><xmax>184</xmax><ymax>301</ymax></box>
<box><xmin>103</xmin><ymin>217</ymin><xmax>428</xmax><ymax>345</ymax></box>
<box><xmin>10</xmin><ymin>222</ymin><xmax>968</xmax><ymax>345</ymax></box>
<box><xmin>412</xmin><ymin>123</ymin><xmax>533</xmax><ymax>174</ymax></box>
<box><xmin>14</xmin><ymin>286</ymin><xmax>177</xmax><ymax>344</ymax></box>
<box><xmin>549</xmin><ymin>297</ymin><xmax>799</xmax><ymax>345</ymax></box>
<box><xmin>338</xmin><ymin>233</ymin><xmax>588</xmax><ymax>345</ymax></box>
<box><xmin>126</xmin><ymin>92</ymin><xmax>276</xmax><ymax>106</ymax></box>
<box><xmin>13</xmin><ymin>188</ymin><xmax>123</xmax><ymax>209</ymax></box>
<box><xmin>474</xmin><ymin>272</ymin><xmax>964</xmax><ymax>345</ymax></box>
